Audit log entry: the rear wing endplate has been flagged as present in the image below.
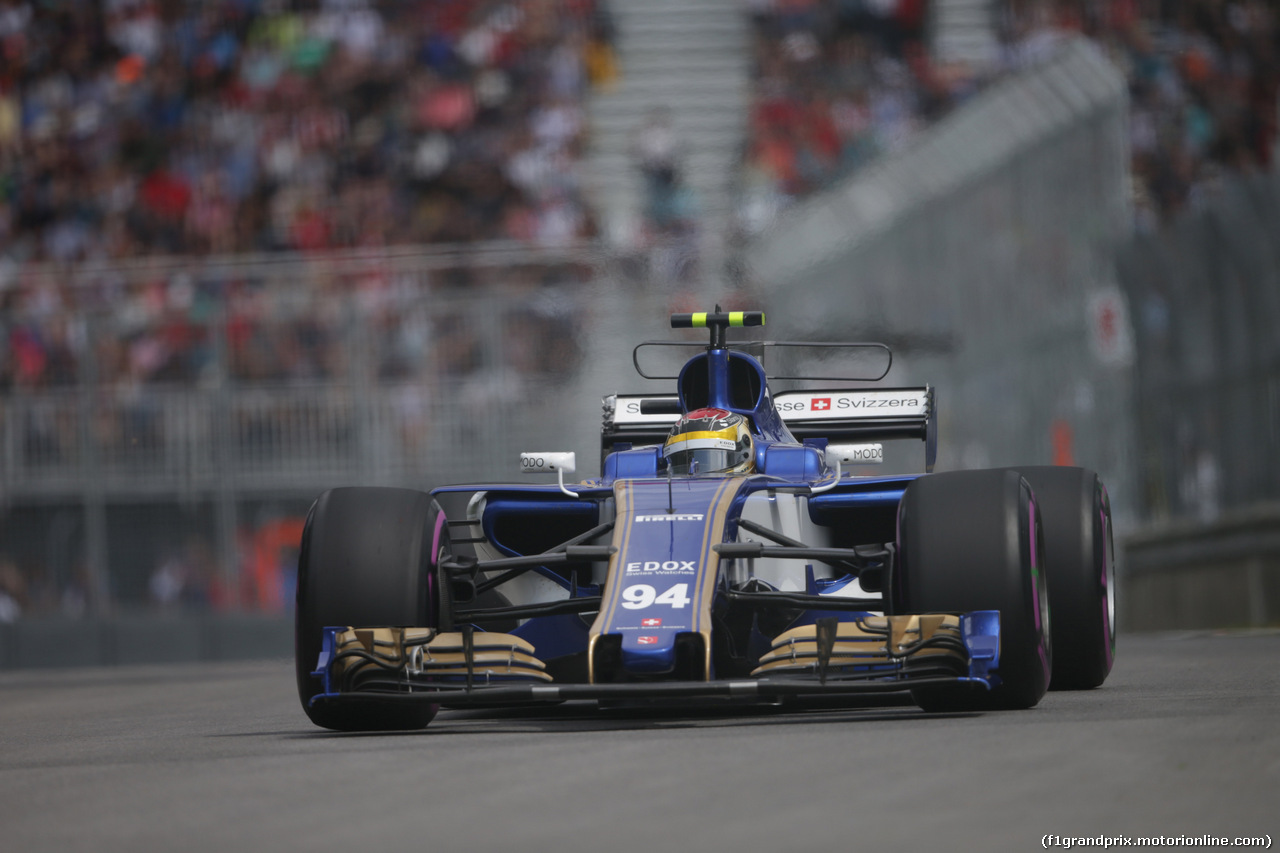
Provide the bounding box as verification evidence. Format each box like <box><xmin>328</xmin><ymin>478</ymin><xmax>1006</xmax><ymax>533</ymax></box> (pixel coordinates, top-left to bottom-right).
<box><xmin>602</xmin><ymin>386</ymin><xmax>936</xmax><ymax>472</ymax></box>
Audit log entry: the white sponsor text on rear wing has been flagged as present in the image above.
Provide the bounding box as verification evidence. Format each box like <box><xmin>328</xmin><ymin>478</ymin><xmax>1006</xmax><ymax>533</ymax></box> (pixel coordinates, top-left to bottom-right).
<box><xmin>602</xmin><ymin>386</ymin><xmax>936</xmax><ymax>472</ymax></box>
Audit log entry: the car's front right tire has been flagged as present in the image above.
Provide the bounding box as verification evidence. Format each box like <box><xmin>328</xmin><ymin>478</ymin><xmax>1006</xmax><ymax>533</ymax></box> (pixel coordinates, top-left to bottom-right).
<box><xmin>1013</xmin><ymin>467</ymin><xmax>1116</xmax><ymax>690</ymax></box>
<box><xmin>896</xmin><ymin>469</ymin><xmax>1052</xmax><ymax>711</ymax></box>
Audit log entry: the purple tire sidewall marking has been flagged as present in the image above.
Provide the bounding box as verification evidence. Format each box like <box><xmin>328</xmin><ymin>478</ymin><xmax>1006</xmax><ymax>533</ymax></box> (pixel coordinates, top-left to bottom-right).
<box><xmin>1029</xmin><ymin>495</ymin><xmax>1042</xmax><ymax>632</ymax></box>
<box><xmin>1029</xmin><ymin>494</ymin><xmax>1050</xmax><ymax>679</ymax></box>
<box><xmin>430</xmin><ymin>508</ymin><xmax>447</xmax><ymax>627</ymax></box>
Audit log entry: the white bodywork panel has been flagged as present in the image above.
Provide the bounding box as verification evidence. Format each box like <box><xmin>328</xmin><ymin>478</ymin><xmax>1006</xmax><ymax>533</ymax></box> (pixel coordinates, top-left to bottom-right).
<box><xmin>734</xmin><ymin>490</ymin><xmax>883</xmax><ymax>604</ymax></box>
<box><xmin>464</xmin><ymin>492</ymin><xmax>573</xmax><ymax>612</ymax></box>
<box><xmin>463</xmin><ymin>490</ymin><xmax>615</xmax><ymax>615</ymax></box>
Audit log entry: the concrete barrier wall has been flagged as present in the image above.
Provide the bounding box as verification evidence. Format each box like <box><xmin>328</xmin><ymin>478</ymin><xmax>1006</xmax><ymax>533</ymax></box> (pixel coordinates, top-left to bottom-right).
<box><xmin>0</xmin><ymin>613</ymin><xmax>292</xmax><ymax>670</ymax></box>
<box><xmin>1122</xmin><ymin>504</ymin><xmax>1280</xmax><ymax>631</ymax></box>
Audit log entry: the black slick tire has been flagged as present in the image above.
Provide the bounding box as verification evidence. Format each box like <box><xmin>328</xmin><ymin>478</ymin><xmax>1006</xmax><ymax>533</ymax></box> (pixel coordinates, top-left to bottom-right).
<box><xmin>295</xmin><ymin>487</ymin><xmax>439</xmax><ymax>731</ymax></box>
<box><xmin>896</xmin><ymin>469</ymin><xmax>1052</xmax><ymax>711</ymax></box>
<box><xmin>1012</xmin><ymin>467</ymin><xmax>1116</xmax><ymax>690</ymax></box>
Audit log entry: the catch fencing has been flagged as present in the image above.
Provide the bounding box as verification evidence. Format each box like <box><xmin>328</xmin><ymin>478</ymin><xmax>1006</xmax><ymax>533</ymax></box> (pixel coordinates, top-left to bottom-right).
<box><xmin>0</xmin><ymin>244</ymin><xmax>604</xmax><ymax>615</ymax></box>
<box><xmin>1115</xmin><ymin>172</ymin><xmax>1280</xmax><ymax>522</ymax></box>
<box><xmin>743</xmin><ymin>37</ymin><xmax>1136</xmax><ymax>525</ymax></box>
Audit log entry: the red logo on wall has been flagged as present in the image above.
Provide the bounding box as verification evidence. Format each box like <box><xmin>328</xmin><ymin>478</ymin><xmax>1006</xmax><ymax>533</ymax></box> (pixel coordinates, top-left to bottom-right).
<box><xmin>811</xmin><ymin>397</ymin><xmax>831</xmax><ymax>411</ymax></box>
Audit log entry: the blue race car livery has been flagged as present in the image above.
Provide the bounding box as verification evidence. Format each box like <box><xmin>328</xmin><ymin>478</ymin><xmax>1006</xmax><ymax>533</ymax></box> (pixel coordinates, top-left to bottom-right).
<box><xmin>296</xmin><ymin>309</ymin><xmax>1116</xmax><ymax>730</ymax></box>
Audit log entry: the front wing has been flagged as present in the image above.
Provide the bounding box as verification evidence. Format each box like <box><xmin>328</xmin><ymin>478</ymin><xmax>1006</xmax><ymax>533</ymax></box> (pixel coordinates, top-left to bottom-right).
<box><xmin>307</xmin><ymin>611</ymin><xmax>1001</xmax><ymax>711</ymax></box>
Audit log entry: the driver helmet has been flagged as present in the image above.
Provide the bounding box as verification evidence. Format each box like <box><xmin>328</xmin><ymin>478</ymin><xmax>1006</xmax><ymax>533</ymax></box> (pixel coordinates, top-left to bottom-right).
<box><xmin>663</xmin><ymin>408</ymin><xmax>755</xmax><ymax>476</ymax></box>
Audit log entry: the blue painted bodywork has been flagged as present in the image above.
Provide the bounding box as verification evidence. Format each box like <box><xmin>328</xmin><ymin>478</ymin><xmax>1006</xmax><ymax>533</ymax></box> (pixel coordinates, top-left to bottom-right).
<box><xmin>311</xmin><ymin>330</ymin><xmax>1001</xmax><ymax>705</ymax></box>
<box><xmin>432</xmin><ymin>346</ymin><xmax>935</xmax><ymax>678</ymax></box>
<box><xmin>601</xmin><ymin>476</ymin><xmax>744</xmax><ymax>674</ymax></box>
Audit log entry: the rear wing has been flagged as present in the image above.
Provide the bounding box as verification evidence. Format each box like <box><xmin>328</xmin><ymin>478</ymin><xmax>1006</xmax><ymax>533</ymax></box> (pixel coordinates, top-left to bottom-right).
<box><xmin>602</xmin><ymin>386</ymin><xmax>936</xmax><ymax>472</ymax></box>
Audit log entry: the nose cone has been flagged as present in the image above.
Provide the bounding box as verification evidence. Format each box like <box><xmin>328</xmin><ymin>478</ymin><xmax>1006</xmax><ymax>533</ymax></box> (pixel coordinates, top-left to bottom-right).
<box><xmin>619</xmin><ymin>629</ymin><xmax>679</xmax><ymax>674</ymax></box>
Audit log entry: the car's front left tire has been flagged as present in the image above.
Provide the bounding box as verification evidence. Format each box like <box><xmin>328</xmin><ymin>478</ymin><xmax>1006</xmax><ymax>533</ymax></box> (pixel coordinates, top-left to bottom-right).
<box><xmin>295</xmin><ymin>486</ymin><xmax>439</xmax><ymax>731</ymax></box>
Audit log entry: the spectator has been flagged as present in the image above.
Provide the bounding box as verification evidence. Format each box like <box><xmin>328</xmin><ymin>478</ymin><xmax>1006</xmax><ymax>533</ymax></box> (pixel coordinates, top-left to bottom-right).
<box><xmin>628</xmin><ymin>105</ymin><xmax>701</xmax><ymax>286</ymax></box>
<box><xmin>631</xmin><ymin>106</ymin><xmax>684</xmax><ymax>227</ymax></box>
<box><xmin>0</xmin><ymin>0</ymin><xmax>605</xmax><ymax>262</ymax></box>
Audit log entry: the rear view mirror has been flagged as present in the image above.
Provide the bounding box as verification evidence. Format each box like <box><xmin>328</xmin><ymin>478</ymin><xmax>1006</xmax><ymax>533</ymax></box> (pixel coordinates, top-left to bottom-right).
<box><xmin>825</xmin><ymin>443</ymin><xmax>884</xmax><ymax>466</ymax></box>
<box><xmin>520</xmin><ymin>452</ymin><xmax>579</xmax><ymax>498</ymax></box>
<box><xmin>520</xmin><ymin>452</ymin><xmax>576</xmax><ymax>475</ymax></box>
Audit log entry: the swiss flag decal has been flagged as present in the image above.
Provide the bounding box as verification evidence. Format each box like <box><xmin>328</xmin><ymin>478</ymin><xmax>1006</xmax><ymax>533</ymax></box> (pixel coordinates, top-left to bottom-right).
<box><xmin>811</xmin><ymin>397</ymin><xmax>831</xmax><ymax>411</ymax></box>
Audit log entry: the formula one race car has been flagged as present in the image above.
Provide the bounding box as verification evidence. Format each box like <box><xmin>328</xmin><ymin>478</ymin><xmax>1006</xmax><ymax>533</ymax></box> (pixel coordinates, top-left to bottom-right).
<box><xmin>296</xmin><ymin>309</ymin><xmax>1116</xmax><ymax>731</ymax></box>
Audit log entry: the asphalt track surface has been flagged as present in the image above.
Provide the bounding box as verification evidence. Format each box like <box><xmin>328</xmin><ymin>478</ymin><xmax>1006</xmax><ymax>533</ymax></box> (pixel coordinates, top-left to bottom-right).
<box><xmin>2</xmin><ymin>632</ymin><xmax>1276</xmax><ymax>853</ymax></box>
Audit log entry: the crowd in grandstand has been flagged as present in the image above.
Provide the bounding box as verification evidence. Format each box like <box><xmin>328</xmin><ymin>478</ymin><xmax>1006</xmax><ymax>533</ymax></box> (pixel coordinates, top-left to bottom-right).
<box><xmin>738</xmin><ymin>0</ymin><xmax>1277</xmax><ymax>232</ymax></box>
<box><xmin>1005</xmin><ymin>0</ymin><xmax>1278</xmax><ymax>230</ymax></box>
<box><xmin>3</xmin><ymin>0</ymin><xmax>1275</xmax><ymax>394</ymax></box>
<box><xmin>0</xmin><ymin>0</ymin><xmax>613</xmax><ymax>263</ymax></box>
<box><xmin>0</xmin><ymin>0</ymin><xmax>1274</xmax><ymax>266</ymax></box>
<box><xmin>738</xmin><ymin>0</ymin><xmax>939</xmax><ymax>229</ymax></box>
<box><xmin>1</xmin><ymin>0</ymin><xmax>609</xmax><ymax>398</ymax></box>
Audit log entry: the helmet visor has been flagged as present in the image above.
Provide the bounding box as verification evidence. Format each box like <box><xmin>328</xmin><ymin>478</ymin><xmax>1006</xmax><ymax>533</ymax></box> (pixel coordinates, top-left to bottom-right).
<box><xmin>663</xmin><ymin>434</ymin><xmax>749</xmax><ymax>476</ymax></box>
<box><xmin>666</xmin><ymin>447</ymin><xmax>739</xmax><ymax>476</ymax></box>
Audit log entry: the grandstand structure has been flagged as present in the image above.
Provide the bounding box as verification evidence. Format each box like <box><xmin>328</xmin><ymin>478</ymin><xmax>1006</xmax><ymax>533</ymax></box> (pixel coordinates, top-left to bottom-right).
<box><xmin>1</xmin><ymin>1</ymin><xmax>1278</xmax><ymax>654</ymax></box>
<box><xmin>584</xmin><ymin>0</ymin><xmax>748</xmax><ymax>265</ymax></box>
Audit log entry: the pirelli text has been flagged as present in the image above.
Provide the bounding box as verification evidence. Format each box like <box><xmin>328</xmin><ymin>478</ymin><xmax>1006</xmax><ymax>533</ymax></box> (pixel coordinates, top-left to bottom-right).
<box><xmin>1042</xmin><ymin>835</ymin><xmax>1271</xmax><ymax>850</ymax></box>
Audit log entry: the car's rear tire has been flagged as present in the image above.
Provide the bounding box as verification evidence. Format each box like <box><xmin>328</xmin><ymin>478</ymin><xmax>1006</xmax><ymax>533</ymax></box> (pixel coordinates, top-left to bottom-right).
<box><xmin>1013</xmin><ymin>467</ymin><xmax>1116</xmax><ymax>690</ymax></box>
<box><xmin>295</xmin><ymin>487</ymin><xmax>440</xmax><ymax>731</ymax></box>
<box><xmin>896</xmin><ymin>469</ymin><xmax>1051</xmax><ymax>711</ymax></box>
